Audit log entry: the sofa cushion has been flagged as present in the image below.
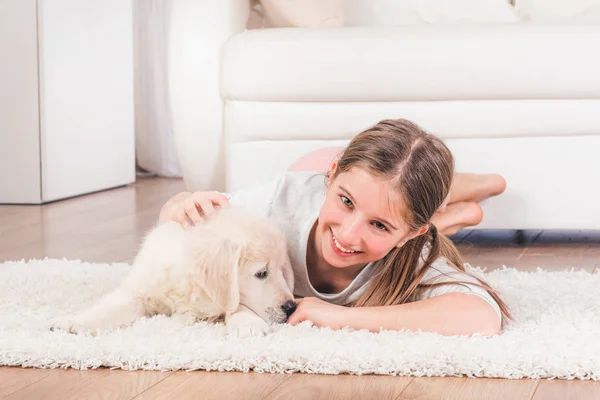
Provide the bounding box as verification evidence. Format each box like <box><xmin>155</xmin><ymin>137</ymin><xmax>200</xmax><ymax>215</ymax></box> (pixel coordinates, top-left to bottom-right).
<box><xmin>514</xmin><ymin>0</ymin><xmax>600</xmax><ymax>22</ymax></box>
<box><xmin>345</xmin><ymin>0</ymin><xmax>519</xmax><ymax>26</ymax></box>
<box><xmin>221</xmin><ymin>25</ymin><xmax>600</xmax><ymax>102</ymax></box>
<box><xmin>259</xmin><ymin>0</ymin><xmax>343</xmax><ymax>28</ymax></box>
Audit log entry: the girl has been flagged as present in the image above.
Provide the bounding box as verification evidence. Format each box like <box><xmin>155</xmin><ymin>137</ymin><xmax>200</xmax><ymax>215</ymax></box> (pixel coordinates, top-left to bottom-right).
<box><xmin>159</xmin><ymin>119</ymin><xmax>512</xmax><ymax>337</ymax></box>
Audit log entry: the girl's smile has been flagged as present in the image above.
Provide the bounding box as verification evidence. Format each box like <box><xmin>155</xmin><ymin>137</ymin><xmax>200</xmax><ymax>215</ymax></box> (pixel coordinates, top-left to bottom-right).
<box><xmin>329</xmin><ymin>227</ymin><xmax>363</xmax><ymax>257</ymax></box>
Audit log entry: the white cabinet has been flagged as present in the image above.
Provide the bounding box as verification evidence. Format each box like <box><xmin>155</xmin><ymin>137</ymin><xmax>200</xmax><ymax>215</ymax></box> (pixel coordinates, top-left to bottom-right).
<box><xmin>0</xmin><ymin>0</ymin><xmax>135</xmax><ymax>204</ymax></box>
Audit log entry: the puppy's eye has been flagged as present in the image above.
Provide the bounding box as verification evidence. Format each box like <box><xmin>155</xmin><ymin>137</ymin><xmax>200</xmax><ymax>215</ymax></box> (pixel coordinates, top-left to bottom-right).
<box><xmin>255</xmin><ymin>270</ymin><xmax>268</xmax><ymax>279</ymax></box>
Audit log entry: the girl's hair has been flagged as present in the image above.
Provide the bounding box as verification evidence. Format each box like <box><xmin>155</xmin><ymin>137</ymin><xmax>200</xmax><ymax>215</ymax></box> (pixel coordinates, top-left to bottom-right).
<box><xmin>329</xmin><ymin>119</ymin><xmax>512</xmax><ymax>325</ymax></box>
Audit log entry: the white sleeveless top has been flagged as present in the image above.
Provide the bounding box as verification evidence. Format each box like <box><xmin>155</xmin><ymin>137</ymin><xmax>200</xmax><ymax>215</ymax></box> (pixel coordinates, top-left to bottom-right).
<box><xmin>226</xmin><ymin>171</ymin><xmax>501</xmax><ymax>320</ymax></box>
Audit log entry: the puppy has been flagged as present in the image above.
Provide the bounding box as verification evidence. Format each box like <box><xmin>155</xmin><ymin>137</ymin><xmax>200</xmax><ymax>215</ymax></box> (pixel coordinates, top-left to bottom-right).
<box><xmin>52</xmin><ymin>206</ymin><xmax>296</xmax><ymax>337</ymax></box>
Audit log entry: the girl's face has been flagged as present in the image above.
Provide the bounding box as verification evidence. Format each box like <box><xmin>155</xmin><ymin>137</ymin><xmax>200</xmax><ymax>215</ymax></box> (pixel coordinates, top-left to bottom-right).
<box><xmin>315</xmin><ymin>165</ymin><xmax>428</xmax><ymax>270</ymax></box>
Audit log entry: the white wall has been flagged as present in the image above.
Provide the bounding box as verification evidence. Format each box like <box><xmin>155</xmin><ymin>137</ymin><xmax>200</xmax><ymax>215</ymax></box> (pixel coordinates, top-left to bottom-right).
<box><xmin>0</xmin><ymin>0</ymin><xmax>42</xmax><ymax>203</ymax></box>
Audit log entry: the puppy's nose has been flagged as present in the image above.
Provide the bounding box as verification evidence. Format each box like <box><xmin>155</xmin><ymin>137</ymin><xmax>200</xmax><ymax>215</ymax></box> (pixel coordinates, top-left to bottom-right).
<box><xmin>281</xmin><ymin>300</ymin><xmax>296</xmax><ymax>318</ymax></box>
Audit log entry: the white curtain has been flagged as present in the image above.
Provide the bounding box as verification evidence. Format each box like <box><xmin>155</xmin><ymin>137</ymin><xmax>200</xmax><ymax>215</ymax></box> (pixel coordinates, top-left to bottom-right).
<box><xmin>133</xmin><ymin>0</ymin><xmax>181</xmax><ymax>177</ymax></box>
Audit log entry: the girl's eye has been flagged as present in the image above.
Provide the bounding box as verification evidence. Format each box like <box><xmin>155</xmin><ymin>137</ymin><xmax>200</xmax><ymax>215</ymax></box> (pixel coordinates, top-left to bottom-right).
<box><xmin>255</xmin><ymin>270</ymin><xmax>268</xmax><ymax>279</ymax></box>
<box><xmin>373</xmin><ymin>221</ymin><xmax>388</xmax><ymax>232</ymax></box>
<box><xmin>340</xmin><ymin>195</ymin><xmax>387</xmax><ymax>232</ymax></box>
<box><xmin>340</xmin><ymin>195</ymin><xmax>353</xmax><ymax>207</ymax></box>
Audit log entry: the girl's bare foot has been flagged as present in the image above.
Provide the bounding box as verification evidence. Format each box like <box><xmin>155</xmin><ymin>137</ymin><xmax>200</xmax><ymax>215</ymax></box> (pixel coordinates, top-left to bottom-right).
<box><xmin>449</xmin><ymin>173</ymin><xmax>507</xmax><ymax>204</ymax></box>
<box><xmin>438</xmin><ymin>173</ymin><xmax>506</xmax><ymax>235</ymax></box>
<box><xmin>431</xmin><ymin>201</ymin><xmax>483</xmax><ymax>236</ymax></box>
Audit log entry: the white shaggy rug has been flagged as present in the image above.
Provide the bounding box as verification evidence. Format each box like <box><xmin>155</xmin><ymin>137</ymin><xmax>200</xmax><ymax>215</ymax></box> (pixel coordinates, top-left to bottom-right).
<box><xmin>1</xmin><ymin>258</ymin><xmax>599</xmax><ymax>380</ymax></box>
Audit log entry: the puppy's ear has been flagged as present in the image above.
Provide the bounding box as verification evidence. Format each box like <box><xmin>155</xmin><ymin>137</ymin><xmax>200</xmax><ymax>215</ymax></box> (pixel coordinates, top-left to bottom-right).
<box><xmin>282</xmin><ymin>262</ymin><xmax>294</xmax><ymax>293</ymax></box>
<box><xmin>193</xmin><ymin>236</ymin><xmax>243</xmax><ymax>315</ymax></box>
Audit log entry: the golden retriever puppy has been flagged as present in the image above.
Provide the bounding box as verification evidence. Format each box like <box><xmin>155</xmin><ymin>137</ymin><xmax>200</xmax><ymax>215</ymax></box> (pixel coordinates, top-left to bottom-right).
<box><xmin>51</xmin><ymin>206</ymin><xmax>296</xmax><ymax>337</ymax></box>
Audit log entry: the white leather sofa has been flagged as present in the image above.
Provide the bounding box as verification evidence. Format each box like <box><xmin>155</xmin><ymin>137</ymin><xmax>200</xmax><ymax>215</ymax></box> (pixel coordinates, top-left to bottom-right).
<box><xmin>168</xmin><ymin>0</ymin><xmax>600</xmax><ymax>230</ymax></box>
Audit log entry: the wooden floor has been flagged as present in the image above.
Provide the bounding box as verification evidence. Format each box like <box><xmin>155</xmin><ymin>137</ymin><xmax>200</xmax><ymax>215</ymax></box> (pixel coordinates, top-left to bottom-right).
<box><xmin>1</xmin><ymin>177</ymin><xmax>599</xmax><ymax>400</ymax></box>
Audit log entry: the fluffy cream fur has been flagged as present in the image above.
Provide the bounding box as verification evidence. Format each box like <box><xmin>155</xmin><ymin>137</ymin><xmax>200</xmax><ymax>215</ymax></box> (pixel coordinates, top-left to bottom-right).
<box><xmin>51</xmin><ymin>207</ymin><xmax>295</xmax><ymax>337</ymax></box>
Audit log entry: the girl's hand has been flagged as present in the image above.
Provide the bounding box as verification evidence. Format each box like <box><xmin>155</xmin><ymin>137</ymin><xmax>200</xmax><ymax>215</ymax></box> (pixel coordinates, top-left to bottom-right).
<box><xmin>286</xmin><ymin>297</ymin><xmax>349</xmax><ymax>330</ymax></box>
<box><xmin>159</xmin><ymin>191</ymin><xmax>230</xmax><ymax>228</ymax></box>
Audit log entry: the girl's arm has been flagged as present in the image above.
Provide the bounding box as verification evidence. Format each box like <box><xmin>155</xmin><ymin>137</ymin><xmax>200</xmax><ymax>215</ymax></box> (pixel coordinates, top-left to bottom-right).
<box><xmin>345</xmin><ymin>292</ymin><xmax>502</xmax><ymax>336</ymax></box>
<box><xmin>157</xmin><ymin>174</ymin><xmax>284</xmax><ymax>226</ymax></box>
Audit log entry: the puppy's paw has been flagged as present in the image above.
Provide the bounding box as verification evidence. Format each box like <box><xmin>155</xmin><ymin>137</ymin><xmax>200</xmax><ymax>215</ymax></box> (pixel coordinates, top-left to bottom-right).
<box><xmin>226</xmin><ymin>312</ymin><xmax>270</xmax><ymax>338</ymax></box>
<box><xmin>50</xmin><ymin>316</ymin><xmax>97</xmax><ymax>336</ymax></box>
<box><xmin>171</xmin><ymin>313</ymin><xmax>198</xmax><ymax>326</ymax></box>
<box><xmin>49</xmin><ymin>316</ymin><xmax>73</xmax><ymax>333</ymax></box>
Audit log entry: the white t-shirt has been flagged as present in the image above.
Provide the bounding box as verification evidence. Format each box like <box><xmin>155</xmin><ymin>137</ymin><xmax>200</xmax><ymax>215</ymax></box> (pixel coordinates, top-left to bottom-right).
<box><xmin>226</xmin><ymin>171</ymin><xmax>501</xmax><ymax>320</ymax></box>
